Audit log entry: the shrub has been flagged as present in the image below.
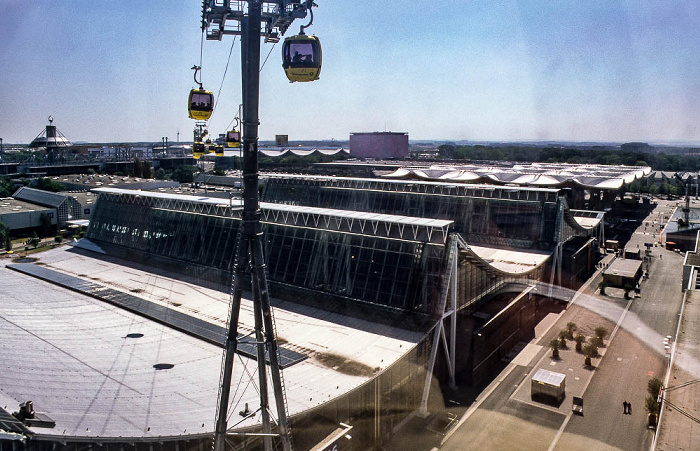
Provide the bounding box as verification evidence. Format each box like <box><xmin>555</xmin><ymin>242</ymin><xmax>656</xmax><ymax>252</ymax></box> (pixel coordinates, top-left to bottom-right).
<box><xmin>550</xmin><ymin>339</ymin><xmax>560</xmax><ymax>359</ymax></box>
<box><xmin>583</xmin><ymin>343</ymin><xmax>599</xmax><ymax>359</ymax></box>
<box><xmin>54</xmin><ymin>235</ymin><xmax>63</xmax><ymax>243</ymax></box>
<box><xmin>645</xmin><ymin>396</ymin><xmax>659</xmax><ymax>414</ymax></box>
<box><xmin>558</xmin><ymin>330</ymin><xmax>569</xmax><ymax>348</ymax></box>
<box><xmin>648</xmin><ymin>377</ymin><xmax>663</xmax><ymax>398</ymax></box>
<box><xmin>594</xmin><ymin>327</ymin><xmax>608</xmax><ymax>340</ymax></box>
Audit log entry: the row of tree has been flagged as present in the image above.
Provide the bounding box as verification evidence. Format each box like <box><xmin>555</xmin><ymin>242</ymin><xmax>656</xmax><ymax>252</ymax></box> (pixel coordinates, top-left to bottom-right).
<box><xmin>437</xmin><ymin>144</ymin><xmax>700</xmax><ymax>171</ymax></box>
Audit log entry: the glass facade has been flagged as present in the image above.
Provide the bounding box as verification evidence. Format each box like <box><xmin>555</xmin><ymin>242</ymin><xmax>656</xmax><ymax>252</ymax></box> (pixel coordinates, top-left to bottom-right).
<box><xmin>87</xmin><ymin>193</ymin><xmax>445</xmax><ymax>314</ymax></box>
<box><xmin>262</xmin><ymin>177</ymin><xmax>562</xmax><ymax>249</ymax></box>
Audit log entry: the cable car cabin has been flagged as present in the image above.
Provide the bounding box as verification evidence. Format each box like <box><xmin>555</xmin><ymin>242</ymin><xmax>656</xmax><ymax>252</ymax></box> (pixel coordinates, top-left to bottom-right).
<box><xmin>214</xmin><ymin>145</ymin><xmax>224</xmax><ymax>157</ymax></box>
<box><xmin>282</xmin><ymin>35</ymin><xmax>322</xmax><ymax>82</ymax></box>
<box><xmin>192</xmin><ymin>142</ymin><xmax>205</xmax><ymax>159</ymax></box>
<box><xmin>188</xmin><ymin>89</ymin><xmax>214</xmax><ymax>121</ymax></box>
<box><xmin>226</xmin><ymin>130</ymin><xmax>241</xmax><ymax>148</ymax></box>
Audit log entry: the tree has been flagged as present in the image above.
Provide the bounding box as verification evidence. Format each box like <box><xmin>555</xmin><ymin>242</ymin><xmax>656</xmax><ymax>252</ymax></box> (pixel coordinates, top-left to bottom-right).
<box><xmin>566</xmin><ymin>322</ymin><xmax>577</xmax><ymax>339</ymax></box>
<box><xmin>438</xmin><ymin>144</ymin><xmax>456</xmax><ymax>158</ymax></box>
<box><xmin>133</xmin><ymin>157</ymin><xmax>143</xmax><ymax>178</ymax></box>
<box><xmin>594</xmin><ymin>327</ymin><xmax>608</xmax><ymax>341</ymax></box>
<box><xmin>170</xmin><ymin>165</ymin><xmax>196</xmax><ymax>183</ymax></box>
<box><xmin>141</xmin><ymin>161</ymin><xmax>153</xmax><ymax>179</ymax></box>
<box><xmin>0</xmin><ymin>176</ymin><xmax>16</xmax><ymax>197</ymax></box>
<box><xmin>155</xmin><ymin>168</ymin><xmax>167</xmax><ymax>180</ymax></box>
<box><xmin>583</xmin><ymin>343</ymin><xmax>599</xmax><ymax>366</ymax></box>
<box><xmin>32</xmin><ymin>177</ymin><xmax>65</xmax><ymax>192</ymax></box>
<box><xmin>550</xmin><ymin>339</ymin><xmax>560</xmax><ymax>359</ymax></box>
<box><xmin>39</xmin><ymin>212</ymin><xmax>53</xmax><ymax>237</ymax></box>
<box><xmin>558</xmin><ymin>330</ymin><xmax>569</xmax><ymax>349</ymax></box>
<box><xmin>28</xmin><ymin>231</ymin><xmax>40</xmax><ymax>248</ymax></box>
<box><xmin>648</xmin><ymin>377</ymin><xmax>663</xmax><ymax>398</ymax></box>
<box><xmin>0</xmin><ymin>219</ymin><xmax>11</xmax><ymax>251</ymax></box>
<box><xmin>574</xmin><ymin>334</ymin><xmax>586</xmax><ymax>352</ymax></box>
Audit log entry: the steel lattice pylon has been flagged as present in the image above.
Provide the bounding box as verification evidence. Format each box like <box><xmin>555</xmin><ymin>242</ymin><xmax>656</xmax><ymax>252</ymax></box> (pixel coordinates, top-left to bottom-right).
<box><xmin>203</xmin><ymin>2</ymin><xmax>316</xmax><ymax>451</ymax></box>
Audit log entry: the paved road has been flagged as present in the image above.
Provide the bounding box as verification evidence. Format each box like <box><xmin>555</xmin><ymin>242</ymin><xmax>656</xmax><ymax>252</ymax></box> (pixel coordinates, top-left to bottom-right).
<box><xmin>417</xmin><ymin>200</ymin><xmax>685</xmax><ymax>451</ymax></box>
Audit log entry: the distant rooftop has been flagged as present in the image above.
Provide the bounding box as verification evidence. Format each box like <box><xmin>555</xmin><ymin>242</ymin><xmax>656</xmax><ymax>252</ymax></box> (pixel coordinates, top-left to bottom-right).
<box><xmin>0</xmin><ymin>197</ymin><xmax>51</xmax><ymax>213</ymax></box>
<box><xmin>603</xmin><ymin>258</ymin><xmax>643</xmax><ymax>278</ymax></box>
<box><xmin>49</xmin><ymin>174</ymin><xmax>179</xmax><ymax>191</ymax></box>
<box><xmin>382</xmin><ymin>162</ymin><xmax>652</xmax><ymax>190</ymax></box>
<box><xmin>13</xmin><ymin>186</ymin><xmax>69</xmax><ymax>208</ymax></box>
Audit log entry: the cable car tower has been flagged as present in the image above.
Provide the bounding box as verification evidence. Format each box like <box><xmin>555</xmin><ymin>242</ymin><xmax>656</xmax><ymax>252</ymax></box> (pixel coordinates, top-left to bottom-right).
<box><xmin>201</xmin><ymin>2</ymin><xmax>320</xmax><ymax>451</ymax></box>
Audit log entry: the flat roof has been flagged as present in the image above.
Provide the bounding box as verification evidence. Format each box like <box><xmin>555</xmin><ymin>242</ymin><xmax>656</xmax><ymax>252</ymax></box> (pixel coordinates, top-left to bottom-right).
<box><xmin>63</xmin><ymin>190</ymin><xmax>98</xmax><ymax>206</ymax></box>
<box><xmin>532</xmin><ymin>368</ymin><xmax>565</xmax><ymax>385</ymax></box>
<box><xmin>603</xmin><ymin>258</ymin><xmax>643</xmax><ymax>278</ymax></box>
<box><xmin>0</xmin><ymin>246</ymin><xmax>424</xmax><ymax>440</ymax></box>
<box><xmin>0</xmin><ymin>197</ymin><xmax>51</xmax><ymax>213</ymax></box>
<box><xmin>469</xmin><ymin>245</ymin><xmax>551</xmax><ymax>274</ymax></box>
<box><xmin>50</xmin><ymin>174</ymin><xmax>162</xmax><ymax>189</ymax></box>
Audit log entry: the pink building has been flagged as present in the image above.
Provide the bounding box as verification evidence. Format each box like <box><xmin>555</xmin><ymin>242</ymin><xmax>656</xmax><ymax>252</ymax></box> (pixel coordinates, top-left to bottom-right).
<box><xmin>349</xmin><ymin>132</ymin><xmax>408</xmax><ymax>159</ymax></box>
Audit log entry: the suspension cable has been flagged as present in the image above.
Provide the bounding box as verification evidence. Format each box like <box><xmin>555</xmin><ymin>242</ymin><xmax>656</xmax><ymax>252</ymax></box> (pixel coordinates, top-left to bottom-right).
<box><xmin>260</xmin><ymin>41</ymin><xmax>277</xmax><ymax>73</ymax></box>
<box><xmin>209</xmin><ymin>36</ymin><xmax>238</xmax><ymax>125</ymax></box>
<box><xmin>199</xmin><ymin>28</ymin><xmax>205</xmax><ymax>77</ymax></box>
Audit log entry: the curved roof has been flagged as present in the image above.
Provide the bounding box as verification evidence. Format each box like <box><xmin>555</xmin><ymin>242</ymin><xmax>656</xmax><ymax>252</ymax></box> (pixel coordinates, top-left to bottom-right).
<box><xmin>384</xmin><ymin>163</ymin><xmax>652</xmax><ymax>190</ymax></box>
<box><xmin>29</xmin><ymin>121</ymin><xmax>72</xmax><ymax>149</ymax></box>
<box><xmin>257</xmin><ymin>147</ymin><xmax>349</xmax><ymax>157</ymax></box>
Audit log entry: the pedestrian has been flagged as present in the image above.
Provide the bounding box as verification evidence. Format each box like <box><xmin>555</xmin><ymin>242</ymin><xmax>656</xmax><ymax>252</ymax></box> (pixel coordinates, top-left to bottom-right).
<box><xmin>622</xmin><ymin>400</ymin><xmax>628</xmax><ymax>414</ymax></box>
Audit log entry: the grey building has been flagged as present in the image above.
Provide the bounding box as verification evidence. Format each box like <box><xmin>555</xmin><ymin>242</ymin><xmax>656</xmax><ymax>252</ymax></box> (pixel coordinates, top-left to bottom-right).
<box><xmin>13</xmin><ymin>187</ymin><xmax>83</xmax><ymax>228</ymax></box>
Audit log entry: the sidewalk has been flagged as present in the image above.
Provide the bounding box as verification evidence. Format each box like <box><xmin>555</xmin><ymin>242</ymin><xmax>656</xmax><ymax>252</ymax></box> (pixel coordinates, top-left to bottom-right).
<box><xmin>654</xmin><ymin>289</ymin><xmax>700</xmax><ymax>451</ymax></box>
<box><xmin>510</xmin><ymin>304</ymin><xmax>618</xmax><ymax>416</ymax></box>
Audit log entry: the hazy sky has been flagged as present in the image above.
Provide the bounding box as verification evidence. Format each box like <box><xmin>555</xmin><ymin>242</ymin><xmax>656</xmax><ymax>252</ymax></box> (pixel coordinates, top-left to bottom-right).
<box><xmin>1</xmin><ymin>1</ymin><xmax>699</xmax><ymax>144</ymax></box>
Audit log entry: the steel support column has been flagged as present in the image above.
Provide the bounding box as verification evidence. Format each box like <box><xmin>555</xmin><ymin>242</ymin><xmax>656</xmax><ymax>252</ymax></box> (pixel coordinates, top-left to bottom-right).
<box><xmin>419</xmin><ymin>235</ymin><xmax>459</xmax><ymax>416</ymax></box>
<box><xmin>212</xmin><ymin>2</ymin><xmax>291</xmax><ymax>451</ymax></box>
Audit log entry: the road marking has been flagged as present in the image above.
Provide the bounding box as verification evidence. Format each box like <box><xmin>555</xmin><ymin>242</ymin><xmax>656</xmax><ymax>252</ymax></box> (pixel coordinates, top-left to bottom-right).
<box><xmin>440</xmin><ymin>364</ymin><xmax>517</xmax><ymax>446</ymax></box>
<box><xmin>547</xmin><ymin>415</ymin><xmax>571</xmax><ymax>451</ymax></box>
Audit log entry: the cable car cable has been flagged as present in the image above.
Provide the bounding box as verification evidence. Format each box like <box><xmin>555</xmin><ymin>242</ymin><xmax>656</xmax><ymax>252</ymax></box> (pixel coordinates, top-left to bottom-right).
<box><xmin>260</xmin><ymin>42</ymin><xmax>277</xmax><ymax>73</ymax></box>
<box><xmin>209</xmin><ymin>36</ymin><xmax>238</xmax><ymax>125</ymax></box>
<box><xmin>199</xmin><ymin>27</ymin><xmax>205</xmax><ymax>72</ymax></box>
